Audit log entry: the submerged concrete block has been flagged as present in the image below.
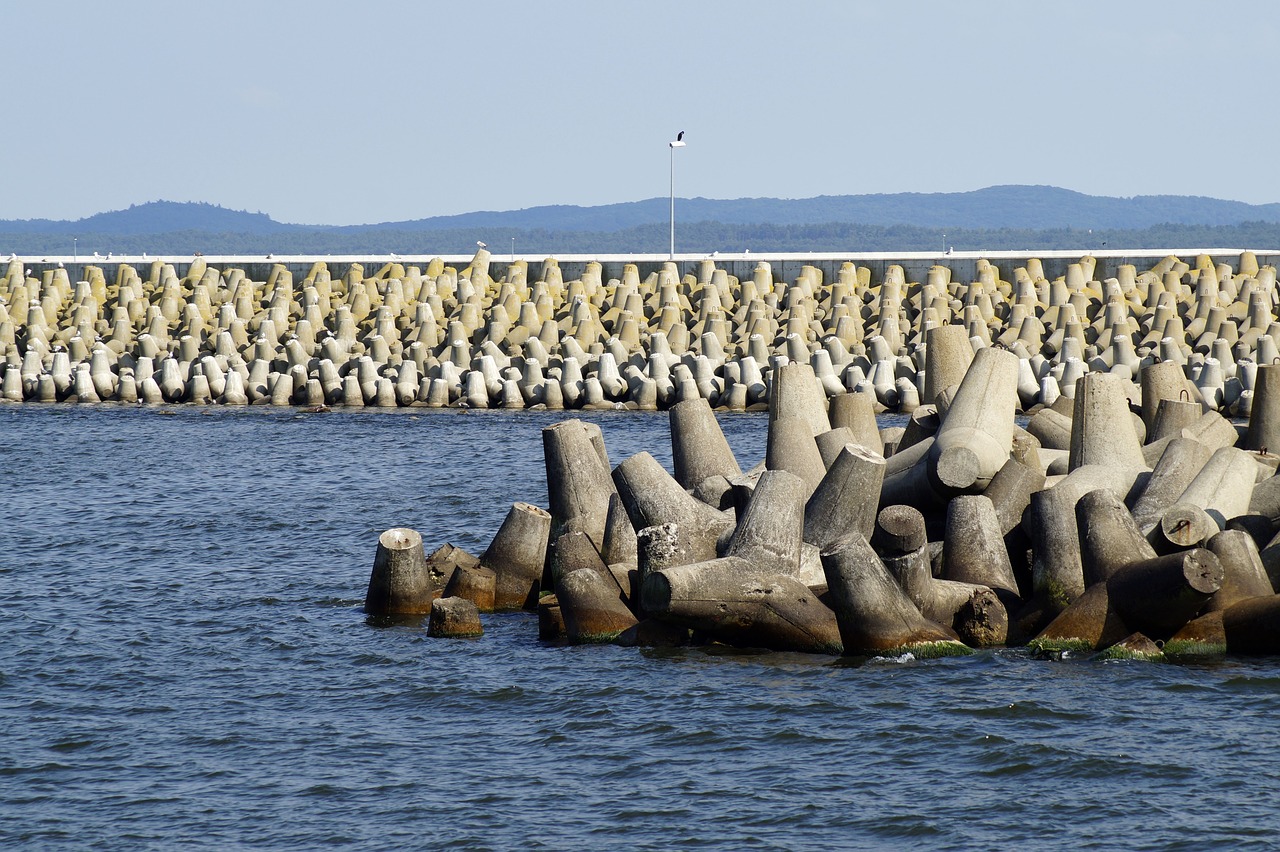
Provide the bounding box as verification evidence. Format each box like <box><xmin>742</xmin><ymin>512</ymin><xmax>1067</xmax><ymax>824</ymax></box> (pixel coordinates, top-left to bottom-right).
<box><xmin>427</xmin><ymin>596</ymin><xmax>484</xmax><ymax>638</ymax></box>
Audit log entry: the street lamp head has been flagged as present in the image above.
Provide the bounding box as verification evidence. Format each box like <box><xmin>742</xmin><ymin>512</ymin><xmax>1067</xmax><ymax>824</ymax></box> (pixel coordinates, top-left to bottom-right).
<box><xmin>668</xmin><ymin>130</ymin><xmax>687</xmax><ymax>260</ymax></box>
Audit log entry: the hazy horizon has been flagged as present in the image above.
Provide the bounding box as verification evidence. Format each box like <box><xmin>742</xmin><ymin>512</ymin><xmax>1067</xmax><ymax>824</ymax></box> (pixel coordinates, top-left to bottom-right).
<box><xmin>6</xmin><ymin>1</ymin><xmax>1278</xmax><ymax>225</ymax></box>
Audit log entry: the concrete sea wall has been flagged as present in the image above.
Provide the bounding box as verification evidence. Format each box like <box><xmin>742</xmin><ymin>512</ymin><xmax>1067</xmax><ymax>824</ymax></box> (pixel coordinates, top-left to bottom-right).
<box><xmin>2</xmin><ymin>248</ymin><xmax>1278</xmax><ymax>413</ymax></box>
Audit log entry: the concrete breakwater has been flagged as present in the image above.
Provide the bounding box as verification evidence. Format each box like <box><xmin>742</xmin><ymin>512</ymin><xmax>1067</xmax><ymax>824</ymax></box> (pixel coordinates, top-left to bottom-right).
<box><xmin>1</xmin><ymin>249</ymin><xmax>1277</xmax><ymax>414</ymax></box>
<box><xmin>367</xmin><ymin>351</ymin><xmax>1280</xmax><ymax>657</ymax></box>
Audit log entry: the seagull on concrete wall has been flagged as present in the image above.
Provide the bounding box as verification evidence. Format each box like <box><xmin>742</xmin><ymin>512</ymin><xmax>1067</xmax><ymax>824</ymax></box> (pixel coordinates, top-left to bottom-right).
<box><xmin>477</xmin><ymin>241</ymin><xmax>487</xmax><ymax>249</ymax></box>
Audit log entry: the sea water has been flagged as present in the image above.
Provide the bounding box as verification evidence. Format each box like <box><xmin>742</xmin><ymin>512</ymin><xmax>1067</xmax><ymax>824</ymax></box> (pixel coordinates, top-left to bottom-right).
<box><xmin>1</xmin><ymin>405</ymin><xmax>1277</xmax><ymax>849</ymax></box>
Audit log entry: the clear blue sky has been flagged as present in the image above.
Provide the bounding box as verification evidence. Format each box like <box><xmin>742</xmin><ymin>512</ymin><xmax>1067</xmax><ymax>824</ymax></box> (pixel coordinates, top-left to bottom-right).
<box><xmin>5</xmin><ymin>0</ymin><xmax>1277</xmax><ymax>225</ymax></box>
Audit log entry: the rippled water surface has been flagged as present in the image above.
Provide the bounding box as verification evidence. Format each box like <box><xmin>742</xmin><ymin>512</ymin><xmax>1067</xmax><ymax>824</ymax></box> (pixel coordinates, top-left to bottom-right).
<box><xmin>2</xmin><ymin>404</ymin><xmax>1278</xmax><ymax>850</ymax></box>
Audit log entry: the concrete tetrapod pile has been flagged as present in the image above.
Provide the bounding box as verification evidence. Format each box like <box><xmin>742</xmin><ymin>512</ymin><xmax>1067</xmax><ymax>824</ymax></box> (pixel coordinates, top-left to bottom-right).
<box><xmin>365</xmin><ymin>351</ymin><xmax>1280</xmax><ymax>659</ymax></box>
<box><xmin>3</xmin><ymin>251</ymin><xmax>1280</xmax><ymax>417</ymax></box>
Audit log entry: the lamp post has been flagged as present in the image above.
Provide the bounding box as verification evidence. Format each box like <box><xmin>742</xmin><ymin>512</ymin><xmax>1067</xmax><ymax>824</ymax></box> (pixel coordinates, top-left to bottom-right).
<box><xmin>73</xmin><ymin>238</ymin><xmax>77</xmax><ymax>263</ymax></box>
<box><xmin>668</xmin><ymin>130</ymin><xmax>686</xmax><ymax>260</ymax></box>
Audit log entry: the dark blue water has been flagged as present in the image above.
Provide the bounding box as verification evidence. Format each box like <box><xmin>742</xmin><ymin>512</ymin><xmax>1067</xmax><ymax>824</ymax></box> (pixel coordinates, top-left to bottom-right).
<box><xmin>2</xmin><ymin>404</ymin><xmax>1278</xmax><ymax>850</ymax></box>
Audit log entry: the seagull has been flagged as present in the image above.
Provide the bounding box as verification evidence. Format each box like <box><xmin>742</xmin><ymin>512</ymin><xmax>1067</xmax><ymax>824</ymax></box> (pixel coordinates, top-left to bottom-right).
<box><xmin>477</xmin><ymin>241</ymin><xmax>487</xmax><ymax>249</ymax></box>
<box><xmin>669</xmin><ymin>130</ymin><xmax>686</xmax><ymax>149</ymax></box>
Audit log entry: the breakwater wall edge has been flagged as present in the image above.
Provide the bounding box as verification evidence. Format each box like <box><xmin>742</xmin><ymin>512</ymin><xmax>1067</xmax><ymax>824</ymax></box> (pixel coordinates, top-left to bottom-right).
<box><xmin>12</xmin><ymin>249</ymin><xmax>1280</xmax><ymax>290</ymax></box>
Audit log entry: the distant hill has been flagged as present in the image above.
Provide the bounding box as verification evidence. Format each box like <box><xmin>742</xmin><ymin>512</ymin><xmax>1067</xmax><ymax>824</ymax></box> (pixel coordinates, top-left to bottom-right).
<box><xmin>0</xmin><ymin>201</ymin><xmax>293</xmax><ymax>236</ymax></box>
<box><xmin>4</xmin><ymin>186</ymin><xmax>1280</xmax><ymax>237</ymax></box>
<box><xmin>347</xmin><ymin>186</ymin><xmax>1280</xmax><ymax>233</ymax></box>
<box><xmin>2</xmin><ymin>187</ymin><xmax>1279</xmax><ymax>254</ymax></box>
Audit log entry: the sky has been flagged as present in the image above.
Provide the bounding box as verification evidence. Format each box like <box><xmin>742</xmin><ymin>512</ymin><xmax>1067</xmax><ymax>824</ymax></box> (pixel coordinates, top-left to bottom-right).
<box><xmin>4</xmin><ymin>0</ymin><xmax>1278</xmax><ymax>225</ymax></box>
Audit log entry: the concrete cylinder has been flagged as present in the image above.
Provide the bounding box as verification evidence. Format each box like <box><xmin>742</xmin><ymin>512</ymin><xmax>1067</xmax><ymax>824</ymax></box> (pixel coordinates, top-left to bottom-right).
<box><xmin>612</xmin><ymin>451</ymin><xmax>735</xmax><ymax>562</ymax></box>
<box><xmin>765</xmin><ymin>416</ymin><xmax>828</xmax><ymax>500</ymax></box>
<box><xmin>1222</xmin><ymin>594</ymin><xmax>1280</xmax><ymax>654</ymax></box>
<box><xmin>803</xmin><ymin>443</ymin><xmax>887</xmax><ymax>551</ymax></box>
<box><xmin>983</xmin><ymin>457</ymin><xmax>1046</xmax><ymax>536</ymax></box>
<box><xmin>827</xmin><ymin>391</ymin><xmax>882</xmax><ymax>453</ymax></box>
<box><xmin>815</xmin><ymin>427</ymin><xmax>858</xmax><ymax>469</ymax></box>
<box><xmin>1026</xmin><ymin>408</ymin><xmax>1073</xmax><ymax>451</ymax></box>
<box><xmin>636</xmin><ymin>522</ymin><xmax>702</xmax><ymax>593</ymax></box>
<box><xmin>768</xmin><ymin>362</ymin><xmax>830</xmax><ymax>436</ymax></box>
<box><xmin>543</xmin><ymin>419</ymin><xmax>617</xmax><ymax>551</ymax></box>
<box><xmin>427</xmin><ymin>597</ymin><xmax>484</xmax><ymax>638</ymax></box>
<box><xmin>1069</xmin><ymin>371</ymin><xmax>1146</xmax><ymax>472</ymax></box>
<box><xmin>923</xmin><ymin>324</ymin><xmax>974</xmax><ymax>404</ymax></box>
<box><xmin>1107</xmin><ymin>548</ymin><xmax>1223</xmax><ymax>639</ymax></box>
<box><xmin>1244</xmin><ymin>364</ymin><xmax>1280</xmax><ymax>452</ymax></box>
<box><xmin>1151</xmin><ymin>502</ymin><xmax>1219</xmax><ymax>553</ymax></box>
<box><xmin>556</xmin><ymin>566</ymin><xmax>638</xmax><ymax>644</ymax></box>
<box><xmin>364</xmin><ymin>527</ymin><xmax>436</xmax><ymax>616</ymax></box>
<box><xmin>1027</xmin><ymin>583</ymin><xmax>1129</xmax><ymax>655</ymax></box>
<box><xmin>929</xmin><ymin>346</ymin><xmax>1019</xmax><ymax>493</ymax></box>
<box><xmin>1184</xmin><ymin>411</ymin><xmax>1241</xmax><ymax>452</ymax></box>
<box><xmin>820</xmin><ymin>533</ymin><xmax>969</xmax><ymax>657</ymax></box>
<box><xmin>670</xmin><ymin>397</ymin><xmax>741</xmax><ymax>489</ymax></box>
<box><xmin>481</xmin><ymin>502</ymin><xmax>552</xmax><ymax>611</ymax></box>
<box><xmin>547</xmin><ymin>529</ymin><xmax>612</xmax><ymax>588</ymax></box>
<box><xmin>442</xmin><ymin>563</ymin><xmax>498</xmax><ymax>613</ymax></box>
<box><xmin>942</xmin><ymin>495</ymin><xmax>1019</xmax><ymax>600</ymax></box>
<box><xmin>1075</xmin><ymin>488</ymin><xmax>1157</xmax><ymax>587</ymax></box>
<box><xmin>725</xmin><ymin>469</ymin><xmax>805</xmax><ymax>576</ymax></box>
<box><xmin>1131</xmin><ymin>438</ymin><xmax>1216</xmax><ymax>532</ymax></box>
<box><xmin>1204</xmin><ymin>530</ymin><xmax>1274</xmax><ymax>613</ymax></box>
<box><xmin>872</xmin><ymin>506</ymin><xmax>933</xmax><ymax>613</ymax></box>
<box><xmin>1149</xmin><ymin>398</ymin><xmax>1203</xmax><ymax>443</ymax></box>
<box><xmin>642</xmin><ymin>557</ymin><xmax>843</xmax><ymax>654</ymax></box>
<box><xmin>601</xmin><ymin>492</ymin><xmax>638</xmax><ymax>568</ymax></box>
<box><xmin>1177</xmin><ymin>446</ymin><xmax>1259</xmax><ymax>528</ymax></box>
<box><xmin>463</xmin><ymin>370</ymin><xmax>489</xmax><ymax>409</ymax></box>
<box><xmin>1028</xmin><ymin>485</ymin><xmax>1086</xmax><ymax>615</ymax></box>
<box><xmin>1140</xmin><ymin>359</ymin><xmax>1190</xmax><ymax>431</ymax></box>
